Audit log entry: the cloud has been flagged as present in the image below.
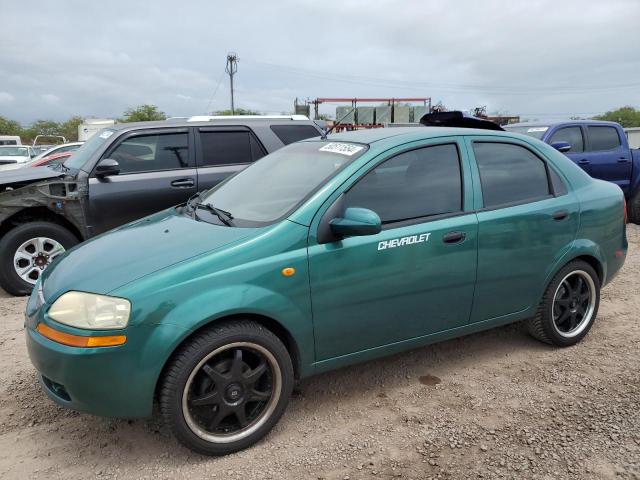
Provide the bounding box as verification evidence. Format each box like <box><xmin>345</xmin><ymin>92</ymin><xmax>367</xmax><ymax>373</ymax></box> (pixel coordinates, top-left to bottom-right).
<box><xmin>0</xmin><ymin>92</ymin><xmax>14</xmax><ymax>104</ymax></box>
<box><xmin>0</xmin><ymin>0</ymin><xmax>638</xmax><ymax>123</ymax></box>
<box><xmin>41</xmin><ymin>94</ymin><xmax>60</xmax><ymax>105</ymax></box>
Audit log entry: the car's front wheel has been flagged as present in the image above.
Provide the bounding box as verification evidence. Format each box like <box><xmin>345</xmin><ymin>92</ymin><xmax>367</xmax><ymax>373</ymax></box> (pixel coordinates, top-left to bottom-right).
<box><xmin>0</xmin><ymin>221</ymin><xmax>78</xmax><ymax>296</ymax></box>
<box><xmin>160</xmin><ymin>320</ymin><xmax>294</xmax><ymax>455</ymax></box>
<box><xmin>527</xmin><ymin>260</ymin><xmax>600</xmax><ymax>347</ymax></box>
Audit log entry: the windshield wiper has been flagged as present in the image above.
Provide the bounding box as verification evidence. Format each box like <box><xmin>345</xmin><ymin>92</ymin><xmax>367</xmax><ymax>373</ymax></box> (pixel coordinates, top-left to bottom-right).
<box><xmin>193</xmin><ymin>202</ymin><xmax>234</xmax><ymax>226</ymax></box>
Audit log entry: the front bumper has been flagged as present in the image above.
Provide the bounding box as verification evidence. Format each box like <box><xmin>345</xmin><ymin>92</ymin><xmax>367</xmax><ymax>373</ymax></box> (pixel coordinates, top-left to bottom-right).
<box><xmin>25</xmin><ymin>308</ymin><xmax>188</xmax><ymax>419</ymax></box>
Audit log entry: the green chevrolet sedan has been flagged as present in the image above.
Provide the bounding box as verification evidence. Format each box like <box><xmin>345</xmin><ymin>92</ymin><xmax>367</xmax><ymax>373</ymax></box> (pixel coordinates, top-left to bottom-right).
<box><xmin>25</xmin><ymin>127</ymin><xmax>627</xmax><ymax>455</ymax></box>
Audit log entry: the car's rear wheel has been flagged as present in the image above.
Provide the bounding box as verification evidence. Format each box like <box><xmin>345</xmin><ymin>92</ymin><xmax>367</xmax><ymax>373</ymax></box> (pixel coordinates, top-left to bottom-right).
<box><xmin>527</xmin><ymin>260</ymin><xmax>600</xmax><ymax>347</ymax></box>
<box><xmin>159</xmin><ymin>321</ymin><xmax>294</xmax><ymax>456</ymax></box>
<box><xmin>628</xmin><ymin>191</ymin><xmax>640</xmax><ymax>225</ymax></box>
<box><xmin>0</xmin><ymin>221</ymin><xmax>78</xmax><ymax>296</ymax></box>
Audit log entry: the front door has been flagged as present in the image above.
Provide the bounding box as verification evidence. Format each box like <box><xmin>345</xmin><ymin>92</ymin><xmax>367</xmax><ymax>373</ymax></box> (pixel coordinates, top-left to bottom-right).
<box><xmin>308</xmin><ymin>142</ymin><xmax>478</xmax><ymax>361</ymax></box>
<box><xmin>87</xmin><ymin>129</ymin><xmax>197</xmax><ymax>234</ymax></box>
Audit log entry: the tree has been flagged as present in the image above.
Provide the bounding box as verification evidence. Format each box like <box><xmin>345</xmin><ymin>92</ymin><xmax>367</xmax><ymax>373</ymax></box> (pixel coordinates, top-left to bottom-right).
<box><xmin>0</xmin><ymin>116</ymin><xmax>22</xmax><ymax>136</ymax></box>
<box><xmin>120</xmin><ymin>104</ymin><xmax>167</xmax><ymax>122</ymax></box>
<box><xmin>57</xmin><ymin>116</ymin><xmax>84</xmax><ymax>142</ymax></box>
<box><xmin>211</xmin><ymin>108</ymin><xmax>260</xmax><ymax>116</ymax></box>
<box><xmin>594</xmin><ymin>106</ymin><xmax>640</xmax><ymax>128</ymax></box>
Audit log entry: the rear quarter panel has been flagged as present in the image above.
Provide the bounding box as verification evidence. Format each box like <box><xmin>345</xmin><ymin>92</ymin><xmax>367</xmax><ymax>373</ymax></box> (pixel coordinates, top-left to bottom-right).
<box><xmin>572</xmin><ymin>179</ymin><xmax>627</xmax><ymax>285</ymax></box>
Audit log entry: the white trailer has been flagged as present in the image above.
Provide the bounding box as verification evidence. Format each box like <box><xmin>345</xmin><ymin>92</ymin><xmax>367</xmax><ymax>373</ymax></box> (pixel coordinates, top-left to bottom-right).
<box><xmin>625</xmin><ymin>127</ymin><xmax>640</xmax><ymax>149</ymax></box>
<box><xmin>78</xmin><ymin>119</ymin><xmax>116</xmax><ymax>141</ymax></box>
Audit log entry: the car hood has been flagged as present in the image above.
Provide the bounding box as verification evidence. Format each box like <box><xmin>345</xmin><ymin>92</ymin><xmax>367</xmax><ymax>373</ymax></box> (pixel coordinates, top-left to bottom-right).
<box><xmin>0</xmin><ymin>155</ymin><xmax>29</xmax><ymax>162</ymax></box>
<box><xmin>41</xmin><ymin>209</ymin><xmax>258</xmax><ymax>300</ymax></box>
<box><xmin>0</xmin><ymin>165</ymin><xmax>65</xmax><ymax>186</ymax></box>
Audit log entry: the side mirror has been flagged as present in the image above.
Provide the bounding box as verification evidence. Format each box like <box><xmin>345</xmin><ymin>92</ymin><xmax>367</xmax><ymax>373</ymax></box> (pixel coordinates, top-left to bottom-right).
<box><xmin>551</xmin><ymin>141</ymin><xmax>572</xmax><ymax>153</ymax></box>
<box><xmin>329</xmin><ymin>207</ymin><xmax>382</xmax><ymax>238</ymax></box>
<box><xmin>95</xmin><ymin>158</ymin><xmax>120</xmax><ymax>177</ymax></box>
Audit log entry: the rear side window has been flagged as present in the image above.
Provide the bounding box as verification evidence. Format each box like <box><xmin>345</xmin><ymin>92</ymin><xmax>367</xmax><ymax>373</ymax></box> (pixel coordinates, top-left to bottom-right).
<box><xmin>199</xmin><ymin>130</ymin><xmax>266</xmax><ymax>166</ymax></box>
<box><xmin>588</xmin><ymin>126</ymin><xmax>621</xmax><ymax>151</ymax></box>
<box><xmin>473</xmin><ymin>142</ymin><xmax>550</xmax><ymax>208</ymax></box>
<box><xmin>108</xmin><ymin>133</ymin><xmax>189</xmax><ymax>174</ymax></box>
<box><xmin>549</xmin><ymin>127</ymin><xmax>584</xmax><ymax>153</ymax></box>
<box><xmin>270</xmin><ymin>125</ymin><xmax>321</xmax><ymax>145</ymax></box>
<box><xmin>344</xmin><ymin>144</ymin><xmax>462</xmax><ymax>224</ymax></box>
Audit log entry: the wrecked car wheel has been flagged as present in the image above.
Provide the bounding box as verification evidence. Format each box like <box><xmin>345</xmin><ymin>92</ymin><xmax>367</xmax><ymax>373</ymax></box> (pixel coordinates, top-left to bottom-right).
<box><xmin>0</xmin><ymin>222</ymin><xmax>78</xmax><ymax>296</ymax></box>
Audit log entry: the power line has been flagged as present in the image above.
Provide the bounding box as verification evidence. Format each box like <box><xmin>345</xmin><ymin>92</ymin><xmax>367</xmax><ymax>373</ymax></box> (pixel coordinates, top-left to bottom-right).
<box><xmin>204</xmin><ymin>70</ymin><xmax>227</xmax><ymax>114</ymax></box>
<box><xmin>243</xmin><ymin>59</ymin><xmax>640</xmax><ymax>95</ymax></box>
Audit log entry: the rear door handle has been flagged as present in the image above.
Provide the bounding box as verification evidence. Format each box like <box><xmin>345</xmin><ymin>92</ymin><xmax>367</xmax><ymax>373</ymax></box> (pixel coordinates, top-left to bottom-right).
<box><xmin>442</xmin><ymin>231</ymin><xmax>466</xmax><ymax>244</ymax></box>
<box><xmin>578</xmin><ymin>159</ymin><xmax>589</xmax><ymax>164</ymax></box>
<box><xmin>552</xmin><ymin>209</ymin><xmax>569</xmax><ymax>221</ymax></box>
<box><xmin>171</xmin><ymin>178</ymin><xmax>195</xmax><ymax>188</ymax></box>
<box><xmin>618</xmin><ymin>157</ymin><xmax>630</xmax><ymax>163</ymax></box>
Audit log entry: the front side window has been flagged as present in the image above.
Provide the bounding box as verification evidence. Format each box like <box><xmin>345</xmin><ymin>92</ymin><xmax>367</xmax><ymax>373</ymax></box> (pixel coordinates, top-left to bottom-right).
<box><xmin>549</xmin><ymin>127</ymin><xmax>584</xmax><ymax>153</ymax></box>
<box><xmin>199</xmin><ymin>130</ymin><xmax>265</xmax><ymax>167</ymax></box>
<box><xmin>270</xmin><ymin>125</ymin><xmax>321</xmax><ymax>145</ymax></box>
<box><xmin>344</xmin><ymin>144</ymin><xmax>462</xmax><ymax>224</ymax></box>
<box><xmin>200</xmin><ymin>141</ymin><xmax>367</xmax><ymax>226</ymax></box>
<box><xmin>473</xmin><ymin>142</ymin><xmax>550</xmax><ymax>208</ymax></box>
<box><xmin>588</xmin><ymin>126</ymin><xmax>621</xmax><ymax>151</ymax></box>
<box><xmin>108</xmin><ymin>133</ymin><xmax>189</xmax><ymax>174</ymax></box>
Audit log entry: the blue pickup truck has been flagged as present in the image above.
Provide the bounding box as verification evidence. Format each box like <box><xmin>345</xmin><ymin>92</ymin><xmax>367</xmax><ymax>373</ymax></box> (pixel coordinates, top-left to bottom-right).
<box><xmin>504</xmin><ymin>120</ymin><xmax>640</xmax><ymax>223</ymax></box>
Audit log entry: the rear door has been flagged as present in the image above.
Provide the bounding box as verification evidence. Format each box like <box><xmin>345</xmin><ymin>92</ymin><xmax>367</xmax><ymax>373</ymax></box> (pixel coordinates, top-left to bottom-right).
<box><xmin>582</xmin><ymin>125</ymin><xmax>631</xmax><ymax>193</ymax></box>
<box><xmin>195</xmin><ymin>127</ymin><xmax>266</xmax><ymax>191</ymax></box>
<box><xmin>87</xmin><ymin>128</ymin><xmax>196</xmax><ymax>234</ymax></box>
<box><xmin>466</xmin><ymin>138</ymin><xmax>579</xmax><ymax>323</ymax></box>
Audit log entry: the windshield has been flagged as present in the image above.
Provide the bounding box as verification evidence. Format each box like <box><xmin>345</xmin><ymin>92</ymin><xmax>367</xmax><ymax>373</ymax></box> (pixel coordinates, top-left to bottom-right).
<box><xmin>504</xmin><ymin>125</ymin><xmax>549</xmax><ymax>140</ymax></box>
<box><xmin>64</xmin><ymin>129</ymin><xmax>115</xmax><ymax>170</ymax></box>
<box><xmin>199</xmin><ymin>141</ymin><xmax>368</xmax><ymax>226</ymax></box>
<box><xmin>0</xmin><ymin>146</ymin><xmax>29</xmax><ymax>156</ymax></box>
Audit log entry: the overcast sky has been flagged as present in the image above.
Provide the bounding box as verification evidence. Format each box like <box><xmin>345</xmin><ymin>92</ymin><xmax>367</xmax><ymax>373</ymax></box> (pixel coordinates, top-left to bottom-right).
<box><xmin>1</xmin><ymin>0</ymin><xmax>639</xmax><ymax>124</ymax></box>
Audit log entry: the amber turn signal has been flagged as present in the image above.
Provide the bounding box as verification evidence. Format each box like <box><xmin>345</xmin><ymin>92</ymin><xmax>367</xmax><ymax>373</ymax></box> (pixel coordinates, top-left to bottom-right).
<box><xmin>36</xmin><ymin>323</ymin><xmax>127</xmax><ymax>348</ymax></box>
<box><xmin>281</xmin><ymin>267</ymin><xmax>296</xmax><ymax>277</ymax></box>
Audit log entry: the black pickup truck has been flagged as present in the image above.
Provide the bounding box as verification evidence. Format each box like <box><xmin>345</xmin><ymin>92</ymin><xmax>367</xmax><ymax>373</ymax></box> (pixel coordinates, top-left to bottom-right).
<box><xmin>0</xmin><ymin>116</ymin><xmax>322</xmax><ymax>295</ymax></box>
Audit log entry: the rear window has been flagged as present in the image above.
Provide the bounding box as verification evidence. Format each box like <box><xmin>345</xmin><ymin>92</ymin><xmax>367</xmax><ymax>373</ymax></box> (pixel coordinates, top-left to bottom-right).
<box><xmin>473</xmin><ymin>142</ymin><xmax>551</xmax><ymax>208</ymax></box>
<box><xmin>270</xmin><ymin>125</ymin><xmax>321</xmax><ymax>145</ymax></box>
<box><xmin>199</xmin><ymin>130</ymin><xmax>266</xmax><ymax>166</ymax></box>
<box><xmin>588</xmin><ymin>126</ymin><xmax>621</xmax><ymax>151</ymax></box>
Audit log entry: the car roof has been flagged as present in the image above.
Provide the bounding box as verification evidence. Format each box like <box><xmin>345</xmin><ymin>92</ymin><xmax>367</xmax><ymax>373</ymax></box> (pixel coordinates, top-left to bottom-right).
<box><xmin>321</xmin><ymin>126</ymin><xmax>515</xmax><ymax>145</ymax></box>
<box><xmin>506</xmin><ymin>120</ymin><xmax>620</xmax><ymax>127</ymax></box>
<box><xmin>106</xmin><ymin>117</ymin><xmax>322</xmax><ymax>132</ymax></box>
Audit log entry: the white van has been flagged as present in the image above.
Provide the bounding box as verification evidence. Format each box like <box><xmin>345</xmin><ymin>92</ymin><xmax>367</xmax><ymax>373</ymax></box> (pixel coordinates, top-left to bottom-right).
<box><xmin>0</xmin><ymin>136</ymin><xmax>21</xmax><ymax>146</ymax></box>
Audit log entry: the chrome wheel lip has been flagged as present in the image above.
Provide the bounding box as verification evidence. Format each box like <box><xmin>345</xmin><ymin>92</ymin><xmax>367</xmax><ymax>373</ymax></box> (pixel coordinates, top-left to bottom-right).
<box><xmin>13</xmin><ymin>237</ymin><xmax>65</xmax><ymax>285</ymax></box>
<box><xmin>181</xmin><ymin>342</ymin><xmax>282</xmax><ymax>444</ymax></box>
<box><xmin>551</xmin><ymin>270</ymin><xmax>597</xmax><ymax>339</ymax></box>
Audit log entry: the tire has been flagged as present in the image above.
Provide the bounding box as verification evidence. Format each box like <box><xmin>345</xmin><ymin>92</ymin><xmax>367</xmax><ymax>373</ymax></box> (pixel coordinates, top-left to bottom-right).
<box><xmin>628</xmin><ymin>191</ymin><xmax>640</xmax><ymax>225</ymax></box>
<box><xmin>527</xmin><ymin>260</ymin><xmax>600</xmax><ymax>347</ymax></box>
<box><xmin>159</xmin><ymin>320</ymin><xmax>294</xmax><ymax>456</ymax></box>
<box><xmin>0</xmin><ymin>221</ymin><xmax>79</xmax><ymax>296</ymax></box>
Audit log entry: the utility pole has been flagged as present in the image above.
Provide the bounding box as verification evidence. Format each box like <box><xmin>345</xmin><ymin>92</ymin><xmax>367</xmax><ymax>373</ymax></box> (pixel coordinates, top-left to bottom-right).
<box><xmin>225</xmin><ymin>53</ymin><xmax>238</xmax><ymax>114</ymax></box>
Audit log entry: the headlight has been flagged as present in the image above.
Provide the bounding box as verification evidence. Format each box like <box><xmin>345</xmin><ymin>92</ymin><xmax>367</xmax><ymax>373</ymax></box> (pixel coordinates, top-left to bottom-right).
<box><xmin>48</xmin><ymin>291</ymin><xmax>131</xmax><ymax>330</ymax></box>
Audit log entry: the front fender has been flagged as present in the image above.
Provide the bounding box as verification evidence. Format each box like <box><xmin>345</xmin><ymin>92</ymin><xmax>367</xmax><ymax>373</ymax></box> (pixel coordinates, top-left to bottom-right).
<box><xmin>154</xmin><ymin>283</ymin><xmax>314</xmax><ymax>370</ymax></box>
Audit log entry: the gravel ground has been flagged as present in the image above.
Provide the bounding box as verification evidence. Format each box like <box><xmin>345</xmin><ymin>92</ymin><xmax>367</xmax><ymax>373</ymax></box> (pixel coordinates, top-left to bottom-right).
<box><xmin>0</xmin><ymin>225</ymin><xmax>638</xmax><ymax>480</ymax></box>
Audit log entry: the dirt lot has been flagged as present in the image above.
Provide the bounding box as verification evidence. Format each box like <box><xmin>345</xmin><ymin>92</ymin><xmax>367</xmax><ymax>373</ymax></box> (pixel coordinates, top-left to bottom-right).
<box><xmin>0</xmin><ymin>225</ymin><xmax>638</xmax><ymax>480</ymax></box>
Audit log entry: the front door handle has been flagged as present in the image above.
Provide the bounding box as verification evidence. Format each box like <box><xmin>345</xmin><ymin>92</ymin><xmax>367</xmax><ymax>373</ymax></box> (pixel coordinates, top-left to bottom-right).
<box><xmin>578</xmin><ymin>159</ymin><xmax>589</xmax><ymax>165</ymax></box>
<box><xmin>618</xmin><ymin>157</ymin><xmax>630</xmax><ymax>163</ymax></box>
<box><xmin>171</xmin><ymin>178</ymin><xmax>195</xmax><ymax>188</ymax></box>
<box><xmin>442</xmin><ymin>231</ymin><xmax>466</xmax><ymax>244</ymax></box>
<box><xmin>552</xmin><ymin>209</ymin><xmax>569</xmax><ymax>221</ymax></box>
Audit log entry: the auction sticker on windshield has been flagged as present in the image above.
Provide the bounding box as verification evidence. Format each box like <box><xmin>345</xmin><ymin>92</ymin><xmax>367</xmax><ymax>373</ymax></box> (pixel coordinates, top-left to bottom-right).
<box><xmin>319</xmin><ymin>143</ymin><xmax>364</xmax><ymax>156</ymax></box>
<box><xmin>527</xmin><ymin>127</ymin><xmax>548</xmax><ymax>133</ymax></box>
